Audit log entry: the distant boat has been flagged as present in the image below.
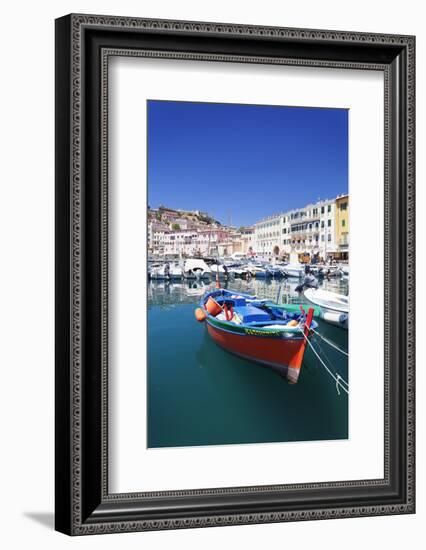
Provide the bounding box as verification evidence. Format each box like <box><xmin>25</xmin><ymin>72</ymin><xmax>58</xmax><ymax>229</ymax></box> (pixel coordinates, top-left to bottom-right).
<box><xmin>195</xmin><ymin>288</ymin><xmax>316</xmax><ymax>384</ymax></box>
<box><xmin>281</xmin><ymin>251</ymin><xmax>305</xmax><ymax>278</ymax></box>
<box><xmin>209</xmin><ymin>263</ymin><xmax>234</xmax><ymax>279</ymax></box>
<box><xmin>282</xmin><ymin>264</ymin><xmax>305</xmax><ymax>278</ymax></box>
<box><xmin>249</xmin><ymin>264</ymin><xmax>272</xmax><ymax>278</ymax></box>
<box><xmin>149</xmin><ymin>262</ymin><xmax>183</xmax><ymax>280</ymax></box>
<box><xmin>183</xmin><ymin>258</ymin><xmax>212</xmax><ymax>279</ymax></box>
<box><xmin>304</xmin><ymin>288</ymin><xmax>349</xmax><ymax>329</ymax></box>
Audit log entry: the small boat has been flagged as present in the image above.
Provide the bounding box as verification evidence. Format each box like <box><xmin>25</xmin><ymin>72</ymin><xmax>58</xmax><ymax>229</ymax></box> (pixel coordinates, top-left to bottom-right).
<box><xmin>247</xmin><ymin>264</ymin><xmax>272</xmax><ymax>278</ymax></box>
<box><xmin>282</xmin><ymin>263</ymin><xmax>305</xmax><ymax>278</ymax></box>
<box><xmin>210</xmin><ymin>263</ymin><xmax>234</xmax><ymax>279</ymax></box>
<box><xmin>229</xmin><ymin>268</ymin><xmax>248</xmax><ymax>279</ymax></box>
<box><xmin>267</xmin><ymin>265</ymin><xmax>287</xmax><ymax>278</ymax></box>
<box><xmin>183</xmin><ymin>258</ymin><xmax>212</xmax><ymax>280</ymax></box>
<box><xmin>195</xmin><ymin>289</ymin><xmax>316</xmax><ymax>383</ymax></box>
<box><xmin>315</xmin><ymin>264</ymin><xmax>343</xmax><ymax>278</ymax></box>
<box><xmin>150</xmin><ymin>262</ymin><xmax>183</xmax><ymax>281</ymax></box>
<box><xmin>304</xmin><ymin>288</ymin><xmax>349</xmax><ymax>329</ymax></box>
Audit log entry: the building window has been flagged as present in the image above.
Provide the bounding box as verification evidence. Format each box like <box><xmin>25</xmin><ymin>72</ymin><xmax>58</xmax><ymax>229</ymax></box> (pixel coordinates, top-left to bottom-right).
<box><xmin>321</xmin><ymin>235</ymin><xmax>324</xmax><ymax>241</ymax></box>
<box><xmin>328</xmin><ymin>204</ymin><xmax>331</xmax><ymax>212</ymax></box>
<box><xmin>342</xmin><ymin>219</ymin><xmax>346</xmax><ymax>227</ymax></box>
<box><xmin>321</xmin><ymin>206</ymin><xmax>325</xmax><ymax>214</ymax></box>
<box><xmin>340</xmin><ymin>202</ymin><xmax>348</xmax><ymax>211</ymax></box>
<box><xmin>328</xmin><ymin>234</ymin><xmax>331</xmax><ymax>242</ymax></box>
<box><xmin>328</xmin><ymin>219</ymin><xmax>331</xmax><ymax>227</ymax></box>
<box><xmin>321</xmin><ymin>221</ymin><xmax>324</xmax><ymax>228</ymax></box>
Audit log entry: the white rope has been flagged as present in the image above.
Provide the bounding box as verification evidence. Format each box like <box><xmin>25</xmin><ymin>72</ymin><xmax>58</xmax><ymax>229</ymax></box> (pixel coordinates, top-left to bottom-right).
<box><xmin>300</xmin><ymin>329</ymin><xmax>349</xmax><ymax>395</ymax></box>
<box><xmin>310</xmin><ymin>327</ymin><xmax>349</xmax><ymax>357</ymax></box>
<box><xmin>336</xmin><ymin>374</ymin><xmax>341</xmax><ymax>395</ymax></box>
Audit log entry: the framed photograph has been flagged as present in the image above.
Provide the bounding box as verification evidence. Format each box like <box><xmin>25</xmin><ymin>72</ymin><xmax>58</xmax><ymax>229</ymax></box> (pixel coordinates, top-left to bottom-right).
<box><xmin>55</xmin><ymin>14</ymin><xmax>415</xmax><ymax>535</ymax></box>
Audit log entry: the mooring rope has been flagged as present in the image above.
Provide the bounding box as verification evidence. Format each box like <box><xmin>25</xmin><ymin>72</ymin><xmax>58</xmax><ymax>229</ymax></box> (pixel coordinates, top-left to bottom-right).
<box><xmin>300</xmin><ymin>329</ymin><xmax>349</xmax><ymax>395</ymax></box>
<box><xmin>310</xmin><ymin>327</ymin><xmax>349</xmax><ymax>357</ymax></box>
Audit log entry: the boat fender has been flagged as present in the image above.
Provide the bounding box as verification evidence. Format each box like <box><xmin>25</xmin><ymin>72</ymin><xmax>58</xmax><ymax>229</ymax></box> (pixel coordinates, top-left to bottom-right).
<box><xmin>286</xmin><ymin>320</ymin><xmax>298</xmax><ymax>327</ymax></box>
<box><xmin>194</xmin><ymin>308</ymin><xmax>207</xmax><ymax>322</ymax></box>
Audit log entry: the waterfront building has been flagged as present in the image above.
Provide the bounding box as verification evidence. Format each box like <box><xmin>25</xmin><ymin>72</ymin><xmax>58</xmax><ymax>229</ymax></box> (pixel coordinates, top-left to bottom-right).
<box><xmin>239</xmin><ymin>227</ymin><xmax>255</xmax><ymax>256</ymax></box>
<box><xmin>148</xmin><ymin>221</ymin><xmax>169</xmax><ymax>254</ymax></box>
<box><xmin>163</xmin><ymin>229</ymin><xmax>199</xmax><ymax>256</ymax></box>
<box><xmin>254</xmin><ymin>197</ymin><xmax>341</xmax><ymax>262</ymax></box>
<box><xmin>334</xmin><ymin>194</ymin><xmax>349</xmax><ymax>260</ymax></box>
<box><xmin>254</xmin><ymin>215</ymin><xmax>283</xmax><ymax>257</ymax></box>
<box><xmin>215</xmin><ymin>227</ymin><xmax>255</xmax><ymax>257</ymax></box>
<box><xmin>149</xmin><ymin>196</ymin><xmax>347</xmax><ymax>262</ymax></box>
<box><xmin>195</xmin><ymin>226</ymin><xmax>230</xmax><ymax>256</ymax></box>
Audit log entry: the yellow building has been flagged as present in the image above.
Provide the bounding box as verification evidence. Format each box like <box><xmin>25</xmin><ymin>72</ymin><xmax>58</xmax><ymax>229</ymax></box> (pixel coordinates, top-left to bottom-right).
<box><xmin>334</xmin><ymin>194</ymin><xmax>349</xmax><ymax>260</ymax></box>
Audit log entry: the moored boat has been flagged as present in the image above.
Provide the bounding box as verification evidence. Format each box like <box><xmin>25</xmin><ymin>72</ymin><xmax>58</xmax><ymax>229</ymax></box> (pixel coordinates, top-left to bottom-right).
<box><xmin>149</xmin><ymin>261</ymin><xmax>183</xmax><ymax>280</ymax></box>
<box><xmin>304</xmin><ymin>288</ymin><xmax>349</xmax><ymax>329</ymax></box>
<box><xmin>183</xmin><ymin>258</ymin><xmax>212</xmax><ymax>280</ymax></box>
<box><xmin>209</xmin><ymin>263</ymin><xmax>235</xmax><ymax>279</ymax></box>
<box><xmin>282</xmin><ymin>263</ymin><xmax>305</xmax><ymax>278</ymax></box>
<box><xmin>195</xmin><ymin>289</ymin><xmax>316</xmax><ymax>384</ymax></box>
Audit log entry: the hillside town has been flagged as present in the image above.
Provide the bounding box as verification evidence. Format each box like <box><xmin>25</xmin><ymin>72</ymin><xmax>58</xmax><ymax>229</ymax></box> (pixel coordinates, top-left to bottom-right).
<box><xmin>148</xmin><ymin>194</ymin><xmax>349</xmax><ymax>263</ymax></box>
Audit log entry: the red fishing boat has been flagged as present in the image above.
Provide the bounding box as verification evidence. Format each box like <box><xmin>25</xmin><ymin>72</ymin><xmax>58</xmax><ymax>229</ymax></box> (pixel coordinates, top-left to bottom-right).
<box><xmin>195</xmin><ymin>289</ymin><xmax>316</xmax><ymax>384</ymax></box>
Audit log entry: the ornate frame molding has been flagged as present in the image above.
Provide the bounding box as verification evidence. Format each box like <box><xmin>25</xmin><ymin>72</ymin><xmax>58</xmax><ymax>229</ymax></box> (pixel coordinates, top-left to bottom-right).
<box><xmin>55</xmin><ymin>14</ymin><xmax>415</xmax><ymax>535</ymax></box>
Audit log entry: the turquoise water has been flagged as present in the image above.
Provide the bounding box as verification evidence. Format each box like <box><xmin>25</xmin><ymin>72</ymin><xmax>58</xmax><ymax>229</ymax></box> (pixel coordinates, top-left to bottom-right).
<box><xmin>147</xmin><ymin>277</ymin><xmax>349</xmax><ymax>448</ymax></box>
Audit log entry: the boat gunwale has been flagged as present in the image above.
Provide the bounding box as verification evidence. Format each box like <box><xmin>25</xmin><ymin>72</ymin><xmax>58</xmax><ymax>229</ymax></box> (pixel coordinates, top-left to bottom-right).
<box><xmin>200</xmin><ymin>289</ymin><xmax>317</xmax><ymax>337</ymax></box>
<box><xmin>304</xmin><ymin>288</ymin><xmax>349</xmax><ymax>314</ymax></box>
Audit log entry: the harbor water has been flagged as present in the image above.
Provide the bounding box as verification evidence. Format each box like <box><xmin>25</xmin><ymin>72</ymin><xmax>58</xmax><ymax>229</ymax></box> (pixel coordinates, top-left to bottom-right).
<box><xmin>148</xmin><ymin>276</ymin><xmax>349</xmax><ymax>448</ymax></box>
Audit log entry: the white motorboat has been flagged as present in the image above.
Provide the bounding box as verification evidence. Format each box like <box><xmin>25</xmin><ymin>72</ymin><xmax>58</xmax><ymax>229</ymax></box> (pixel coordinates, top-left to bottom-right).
<box><xmin>183</xmin><ymin>259</ymin><xmax>212</xmax><ymax>279</ymax></box>
<box><xmin>304</xmin><ymin>288</ymin><xmax>349</xmax><ymax>329</ymax></box>
<box><xmin>282</xmin><ymin>252</ymin><xmax>305</xmax><ymax>278</ymax></box>
<box><xmin>282</xmin><ymin>264</ymin><xmax>305</xmax><ymax>278</ymax></box>
<box><xmin>150</xmin><ymin>262</ymin><xmax>183</xmax><ymax>281</ymax></box>
<box><xmin>210</xmin><ymin>263</ymin><xmax>234</xmax><ymax>279</ymax></box>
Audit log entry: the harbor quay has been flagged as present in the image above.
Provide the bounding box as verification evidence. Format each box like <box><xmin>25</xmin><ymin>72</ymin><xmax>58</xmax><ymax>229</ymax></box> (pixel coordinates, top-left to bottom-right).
<box><xmin>148</xmin><ymin>194</ymin><xmax>349</xmax><ymax>263</ymax></box>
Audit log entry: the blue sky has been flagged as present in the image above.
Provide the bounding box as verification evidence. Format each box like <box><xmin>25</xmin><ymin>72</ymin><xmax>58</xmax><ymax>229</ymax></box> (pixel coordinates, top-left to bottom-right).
<box><xmin>147</xmin><ymin>100</ymin><xmax>348</xmax><ymax>227</ymax></box>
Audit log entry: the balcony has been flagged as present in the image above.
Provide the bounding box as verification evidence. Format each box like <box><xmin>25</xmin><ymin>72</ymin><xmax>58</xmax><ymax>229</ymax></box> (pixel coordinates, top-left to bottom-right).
<box><xmin>339</xmin><ymin>234</ymin><xmax>349</xmax><ymax>247</ymax></box>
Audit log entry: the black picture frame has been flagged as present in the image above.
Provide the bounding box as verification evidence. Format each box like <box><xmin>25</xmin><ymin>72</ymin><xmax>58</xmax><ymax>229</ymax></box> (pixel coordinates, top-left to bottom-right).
<box><xmin>55</xmin><ymin>14</ymin><xmax>415</xmax><ymax>535</ymax></box>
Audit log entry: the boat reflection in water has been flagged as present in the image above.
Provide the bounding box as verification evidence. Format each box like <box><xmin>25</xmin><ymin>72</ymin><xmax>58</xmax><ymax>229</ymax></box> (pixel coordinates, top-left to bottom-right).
<box><xmin>148</xmin><ymin>279</ymin><xmax>215</xmax><ymax>308</ymax></box>
<box><xmin>147</xmin><ymin>276</ymin><xmax>349</xmax><ymax>449</ymax></box>
<box><xmin>148</xmin><ymin>276</ymin><xmax>349</xmax><ymax>309</ymax></box>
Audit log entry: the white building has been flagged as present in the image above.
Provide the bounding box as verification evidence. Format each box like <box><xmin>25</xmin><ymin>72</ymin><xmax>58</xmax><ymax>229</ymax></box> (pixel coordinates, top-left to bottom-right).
<box><xmin>148</xmin><ymin>222</ymin><xmax>169</xmax><ymax>254</ymax></box>
<box><xmin>254</xmin><ymin>198</ymin><xmax>338</xmax><ymax>261</ymax></box>
<box><xmin>163</xmin><ymin>229</ymin><xmax>199</xmax><ymax>256</ymax></box>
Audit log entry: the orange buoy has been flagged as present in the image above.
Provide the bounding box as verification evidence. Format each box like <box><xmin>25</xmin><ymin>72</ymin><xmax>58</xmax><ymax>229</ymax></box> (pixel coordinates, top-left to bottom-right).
<box><xmin>195</xmin><ymin>308</ymin><xmax>207</xmax><ymax>322</ymax></box>
<box><xmin>286</xmin><ymin>319</ymin><xmax>298</xmax><ymax>327</ymax></box>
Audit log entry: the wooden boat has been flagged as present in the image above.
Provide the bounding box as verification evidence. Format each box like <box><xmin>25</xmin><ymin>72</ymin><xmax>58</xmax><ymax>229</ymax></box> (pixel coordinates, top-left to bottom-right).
<box><xmin>304</xmin><ymin>288</ymin><xmax>349</xmax><ymax>329</ymax></box>
<box><xmin>195</xmin><ymin>289</ymin><xmax>316</xmax><ymax>384</ymax></box>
